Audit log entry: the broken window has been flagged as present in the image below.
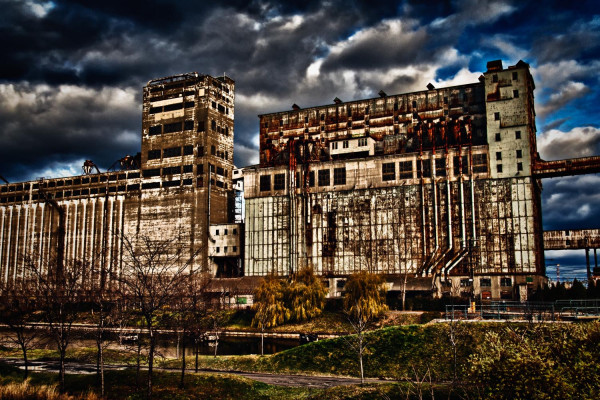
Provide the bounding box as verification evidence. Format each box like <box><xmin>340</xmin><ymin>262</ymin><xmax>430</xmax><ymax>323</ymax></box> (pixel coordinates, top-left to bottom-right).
<box><xmin>162</xmin><ymin>166</ymin><xmax>181</xmax><ymax>175</ymax></box>
<box><xmin>260</xmin><ymin>175</ymin><xmax>271</xmax><ymax>191</ymax></box>
<box><xmin>500</xmin><ymin>277</ymin><xmax>512</xmax><ymax>287</ymax></box>
<box><xmin>417</xmin><ymin>159</ymin><xmax>431</xmax><ymax>178</ymax></box>
<box><xmin>480</xmin><ymin>278</ymin><xmax>492</xmax><ymax>287</ymax></box>
<box><xmin>164</xmin><ymin>103</ymin><xmax>183</xmax><ymax>112</ymax></box>
<box><xmin>143</xmin><ymin>168</ymin><xmax>160</xmax><ymax>178</ymax></box>
<box><xmin>435</xmin><ymin>158</ymin><xmax>446</xmax><ymax>177</ymax></box>
<box><xmin>147</xmin><ymin>150</ymin><xmax>161</xmax><ymax>160</ymax></box>
<box><xmin>164</xmin><ymin>122</ymin><xmax>183</xmax><ymax>134</ymax></box>
<box><xmin>453</xmin><ymin>155</ymin><xmax>469</xmax><ymax>176</ymax></box>
<box><xmin>274</xmin><ymin>173</ymin><xmax>285</xmax><ymax>190</ymax></box>
<box><xmin>333</xmin><ymin>167</ymin><xmax>346</xmax><ymax>185</ymax></box>
<box><xmin>472</xmin><ymin>154</ymin><xmax>488</xmax><ymax>173</ymax></box>
<box><xmin>163</xmin><ymin>146</ymin><xmax>182</xmax><ymax>158</ymax></box>
<box><xmin>398</xmin><ymin>160</ymin><xmax>413</xmax><ymax>179</ymax></box>
<box><xmin>318</xmin><ymin>169</ymin><xmax>330</xmax><ymax>186</ymax></box>
<box><xmin>149</xmin><ymin>125</ymin><xmax>162</xmax><ymax>136</ymax></box>
<box><xmin>382</xmin><ymin>162</ymin><xmax>395</xmax><ymax>181</ymax></box>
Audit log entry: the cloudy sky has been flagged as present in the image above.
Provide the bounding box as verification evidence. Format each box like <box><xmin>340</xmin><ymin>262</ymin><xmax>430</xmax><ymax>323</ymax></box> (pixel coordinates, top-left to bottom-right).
<box><xmin>1</xmin><ymin>0</ymin><xmax>599</xmax><ymax>280</ymax></box>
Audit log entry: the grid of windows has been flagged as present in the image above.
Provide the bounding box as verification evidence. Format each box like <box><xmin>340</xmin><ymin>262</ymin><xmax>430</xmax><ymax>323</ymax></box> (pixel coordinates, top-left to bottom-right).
<box><xmin>472</xmin><ymin>154</ymin><xmax>488</xmax><ymax>173</ymax></box>
<box><xmin>274</xmin><ymin>173</ymin><xmax>285</xmax><ymax>190</ymax></box>
<box><xmin>318</xmin><ymin>169</ymin><xmax>330</xmax><ymax>186</ymax></box>
<box><xmin>333</xmin><ymin>167</ymin><xmax>346</xmax><ymax>185</ymax></box>
<box><xmin>382</xmin><ymin>162</ymin><xmax>395</xmax><ymax>181</ymax></box>
<box><xmin>398</xmin><ymin>161</ymin><xmax>413</xmax><ymax>179</ymax></box>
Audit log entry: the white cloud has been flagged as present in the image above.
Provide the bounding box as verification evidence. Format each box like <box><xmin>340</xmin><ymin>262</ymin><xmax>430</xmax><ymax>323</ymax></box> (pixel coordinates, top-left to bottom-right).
<box><xmin>30</xmin><ymin>159</ymin><xmax>86</xmax><ymax>180</ymax></box>
<box><xmin>537</xmin><ymin>126</ymin><xmax>600</xmax><ymax>160</ymax></box>
<box><xmin>536</xmin><ymin>81</ymin><xmax>589</xmax><ymax>118</ymax></box>
<box><xmin>481</xmin><ymin>34</ymin><xmax>528</xmax><ymax>63</ymax></box>
<box><xmin>24</xmin><ymin>0</ymin><xmax>54</xmax><ymax>18</ymax></box>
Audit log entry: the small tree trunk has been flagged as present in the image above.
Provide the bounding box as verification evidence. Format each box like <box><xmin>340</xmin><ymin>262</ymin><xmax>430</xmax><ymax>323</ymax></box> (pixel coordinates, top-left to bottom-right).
<box><xmin>136</xmin><ymin>339</ymin><xmax>142</xmax><ymax>388</ymax></box>
<box><xmin>358</xmin><ymin>335</ymin><xmax>364</xmax><ymax>385</ymax></box>
<box><xmin>20</xmin><ymin>342</ymin><xmax>28</xmax><ymax>379</ymax></box>
<box><xmin>59</xmin><ymin>347</ymin><xmax>66</xmax><ymax>392</ymax></box>
<box><xmin>261</xmin><ymin>330</ymin><xmax>264</xmax><ymax>356</ymax></box>
<box><xmin>194</xmin><ymin>340</ymin><xmax>199</xmax><ymax>373</ymax></box>
<box><xmin>148</xmin><ymin>330</ymin><xmax>155</xmax><ymax>399</ymax></box>
<box><xmin>180</xmin><ymin>335</ymin><xmax>186</xmax><ymax>388</ymax></box>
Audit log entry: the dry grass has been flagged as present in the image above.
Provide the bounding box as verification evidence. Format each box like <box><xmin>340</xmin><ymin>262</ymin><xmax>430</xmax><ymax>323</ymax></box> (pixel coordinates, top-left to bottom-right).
<box><xmin>0</xmin><ymin>379</ymin><xmax>99</xmax><ymax>400</ymax></box>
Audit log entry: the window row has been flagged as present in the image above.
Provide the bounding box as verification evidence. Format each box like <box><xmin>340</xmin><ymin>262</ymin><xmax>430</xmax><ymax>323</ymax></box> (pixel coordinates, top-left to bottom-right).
<box><xmin>149</xmin><ymin>101</ymin><xmax>195</xmax><ymax>114</ymax></box>
<box><xmin>147</xmin><ymin>145</ymin><xmax>194</xmax><ymax>160</ymax></box>
<box><xmin>495</xmin><ymin>130</ymin><xmax>522</xmax><ymax>142</ymax></box>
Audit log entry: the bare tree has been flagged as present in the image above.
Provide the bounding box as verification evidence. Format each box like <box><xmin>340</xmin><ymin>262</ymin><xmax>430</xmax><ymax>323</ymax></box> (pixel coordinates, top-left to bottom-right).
<box><xmin>24</xmin><ymin>256</ymin><xmax>85</xmax><ymax>392</ymax></box>
<box><xmin>119</xmin><ymin>234</ymin><xmax>200</xmax><ymax>399</ymax></box>
<box><xmin>0</xmin><ymin>281</ymin><xmax>39</xmax><ymax>379</ymax></box>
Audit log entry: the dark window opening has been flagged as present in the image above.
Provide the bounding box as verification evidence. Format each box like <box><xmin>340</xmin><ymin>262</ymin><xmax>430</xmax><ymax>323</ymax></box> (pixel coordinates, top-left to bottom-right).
<box><xmin>435</xmin><ymin>158</ymin><xmax>446</xmax><ymax>177</ymax></box>
<box><xmin>163</xmin><ymin>146</ymin><xmax>182</xmax><ymax>158</ymax></box>
<box><xmin>318</xmin><ymin>169</ymin><xmax>330</xmax><ymax>186</ymax></box>
<box><xmin>143</xmin><ymin>168</ymin><xmax>161</xmax><ymax>178</ymax></box>
<box><xmin>417</xmin><ymin>159</ymin><xmax>431</xmax><ymax>178</ymax></box>
<box><xmin>513</xmin><ymin>90</ymin><xmax>519</xmax><ymax>98</ymax></box>
<box><xmin>497</xmin><ymin>164</ymin><xmax>503</xmax><ymax>173</ymax></box>
<box><xmin>516</xmin><ymin>149</ymin><xmax>522</xmax><ymax>158</ymax></box>
<box><xmin>399</xmin><ymin>161</ymin><xmax>413</xmax><ymax>179</ymax></box>
<box><xmin>496</xmin><ymin>152</ymin><xmax>502</xmax><ymax>161</ymax></box>
<box><xmin>183</xmin><ymin>164</ymin><xmax>193</xmax><ymax>173</ymax></box>
<box><xmin>163</xmin><ymin>102</ymin><xmax>183</xmax><ymax>112</ymax></box>
<box><xmin>164</xmin><ymin>122</ymin><xmax>183</xmax><ymax>134</ymax></box>
<box><xmin>183</xmin><ymin>145</ymin><xmax>194</xmax><ymax>155</ymax></box>
<box><xmin>197</xmin><ymin>145</ymin><xmax>204</xmax><ymax>156</ymax></box>
<box><xmin>184</xmin><ymin>120</ymin><xmax>194</xmax><ymax>131</ymax></box>
<box><xmin>382</xmin><ymin>162</ymin><xmax>395</xmax><ymax>181</ymax></box>
<box><xmin>515</xmin><ymin>130</ymin><xmax>521</xmax><ymax>139</ymax></box>
<box><xmin>162</xmin><ymin>166</ymin><xmax>181</xmax><ymax>176</ymax></box>
<box><xmin>517</xmin><ymin>162</ymin><xmax>523</xmax><ymax>171</ymax></box>
<box><xmin>495</xmin><ymin>132</ymin><xmax>501</xmax><ymax>142</ymax></box>
<box><xmin>197</xmin><ymin>121</ymin><xmax>205</xmax><ymax>132</ymax></box>
<box><xmin>333</xmin><ymin>167</ymin><xmax>346</xmax><ymax>185</ymax></box>
<box><xmin>260</xmin><ymin>175</ymin><xmax>271</xmax><ymax>191</ymax></box>
<box><xmin>500</xmin><ymin>278</ymin><xmax>512</xmax><ymax>287</ymax></box>
<box><xmin>472</xmin><ymin>154</ymin><xmax>488</xmax><ymax>173</ymax></box>
<box><xmin>274</xmin><ymin>173</ymin><xmax>285</xmax><ymax>190</ymax></box>
<box><xmin>494</xmin><ymin>112</ymin><xmax>500</xmax><ymax>121</ymax></box>
<box><xmin>309</xmin><ymin>171</ymin><xmax>315</xmax><ymax>187</ymax></box>
<box><xmin>149</xmin><ymin>125</ymin><xmax>162</xmax><ymax>136</ymax></box>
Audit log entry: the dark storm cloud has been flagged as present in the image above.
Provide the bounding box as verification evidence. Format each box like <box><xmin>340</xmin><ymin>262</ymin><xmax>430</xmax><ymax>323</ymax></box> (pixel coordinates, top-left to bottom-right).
<box><xmin>0</xmin><ymin>82</ymin><xmax>140</xmax><ymax>181</ymax></box>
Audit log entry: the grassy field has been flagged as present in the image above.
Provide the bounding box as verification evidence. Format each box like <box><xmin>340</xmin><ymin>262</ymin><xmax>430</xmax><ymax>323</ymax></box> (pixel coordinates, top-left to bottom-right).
<box><xmin>1</xmin><ymin>321</ymin><xmax>599</xmax><ymax>399</ymax></box>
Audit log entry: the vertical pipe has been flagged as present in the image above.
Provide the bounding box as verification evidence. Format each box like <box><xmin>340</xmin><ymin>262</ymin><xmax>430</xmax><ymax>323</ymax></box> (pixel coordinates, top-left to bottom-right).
<box><xmin>13</xmin><ymin>206</ymin><xmax>21</xmax><ymax>283</ymax></box>
<box><xmin>0</xmin><ymin>208</ymin><xmax>5</xmax><ymax>286</ymax></box>
<box><xmin>586</xmin><ymin>248</ymin><xmax>591</xmax><ymax>281</ymax></box>
<box><xmin>38</xmin><ymin>205</ymin><xmax>44</xmax><ymax>269</ymax></box>
<box><xmin>5</xmin><ymin>207</ymin><xmax>13</xmax><ymax>284</ymax></box>
<box><xmin>21</xmin><ymin>205</ymin><xmax>29</xmax><ymax>279</ymax></box>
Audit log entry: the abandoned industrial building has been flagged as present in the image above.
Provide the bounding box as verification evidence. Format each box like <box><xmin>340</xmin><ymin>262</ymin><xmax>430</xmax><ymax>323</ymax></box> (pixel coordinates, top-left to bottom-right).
<box><xmin>1</xmin><ymin>60</ymin><xmax>599</xmax><ymax>301</ymax></box>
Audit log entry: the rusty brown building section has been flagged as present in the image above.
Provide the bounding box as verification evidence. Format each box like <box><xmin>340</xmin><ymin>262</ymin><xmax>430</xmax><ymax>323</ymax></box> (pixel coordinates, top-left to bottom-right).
<box><xmin>245</xmin><ymin>60</ymin><xmax>547</xmax><ymax>300</ymax></box>
<box><xmin>0</xmin><ymin>73</ymin><xmax>238</xmax><ymax>287</ymax></box>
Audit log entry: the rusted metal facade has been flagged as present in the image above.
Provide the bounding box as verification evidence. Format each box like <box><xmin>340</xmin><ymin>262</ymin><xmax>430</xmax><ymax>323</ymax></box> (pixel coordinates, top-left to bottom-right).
<box><xmin>245</xmin><ymin>60</ymin><xmax>546</xmax><ymax>300</ymax></box>
<box><xmin>0</xmin><ymin>73</ymin><xmax>236</xmax><ymax>287</ymax></box>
